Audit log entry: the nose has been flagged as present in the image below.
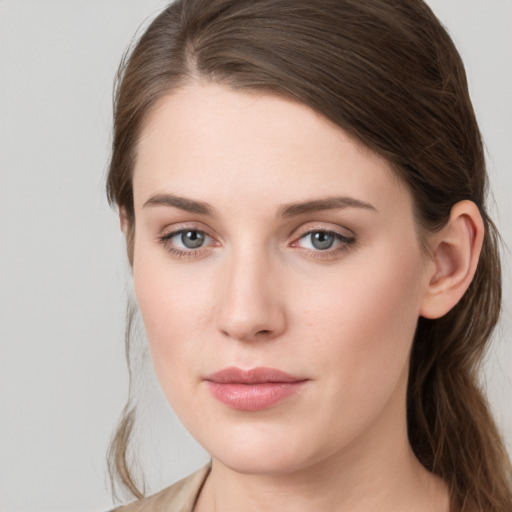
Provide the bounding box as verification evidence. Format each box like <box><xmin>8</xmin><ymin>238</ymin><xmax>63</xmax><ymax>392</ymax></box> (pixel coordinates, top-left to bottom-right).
<box><xmin>215</xmin><ymin>249</ymin><xmax>287</xmax><ymax>342</ymax></box>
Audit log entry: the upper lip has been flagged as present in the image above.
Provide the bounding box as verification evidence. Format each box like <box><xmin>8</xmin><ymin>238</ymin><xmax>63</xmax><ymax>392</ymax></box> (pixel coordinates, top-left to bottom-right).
<box><xmin>204</xmin><ymin>367</ymin><xmax>306</xmax><ymax>384</ymax></box>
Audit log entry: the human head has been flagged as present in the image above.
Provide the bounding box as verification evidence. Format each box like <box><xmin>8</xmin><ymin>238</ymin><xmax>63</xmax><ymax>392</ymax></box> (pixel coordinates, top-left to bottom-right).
<box><xmin>106</xmin><ymin>0</ymin><xmax>510</xmax><ymax>509</ymax></box>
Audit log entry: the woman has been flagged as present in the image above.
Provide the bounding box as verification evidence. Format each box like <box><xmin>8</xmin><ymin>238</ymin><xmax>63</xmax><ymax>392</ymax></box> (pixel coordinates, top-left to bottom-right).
<box><xmin>106</xmin><ymin>0</ymin><xmax>512</xmax><ymax>510</ymax></box>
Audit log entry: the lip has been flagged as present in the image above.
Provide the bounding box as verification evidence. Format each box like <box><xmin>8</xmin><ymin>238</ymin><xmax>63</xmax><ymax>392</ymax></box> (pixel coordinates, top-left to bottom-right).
<box><xmin>204</xmin><ymin>367</ymin><xmax>308</xmax><ymax>411</ymax></box>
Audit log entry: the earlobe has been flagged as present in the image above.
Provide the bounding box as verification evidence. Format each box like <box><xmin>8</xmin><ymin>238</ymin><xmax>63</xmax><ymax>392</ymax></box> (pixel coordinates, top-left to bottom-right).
<box><xmin>420</xmin><ymin>200</ymin><xmax>484</xmax><ymax>319</ymax></box>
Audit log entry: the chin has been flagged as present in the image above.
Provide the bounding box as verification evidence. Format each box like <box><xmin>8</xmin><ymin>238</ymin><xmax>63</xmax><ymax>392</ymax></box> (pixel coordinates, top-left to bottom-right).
<box><xmin>215</xmin><ymin>449</ymin><xmax>310</xmax><ymax>476</ymax></box>
<box><xmin>195</xmin><ymin>420</ymin><xmax>324</xmax><ymax>476</ymax></box>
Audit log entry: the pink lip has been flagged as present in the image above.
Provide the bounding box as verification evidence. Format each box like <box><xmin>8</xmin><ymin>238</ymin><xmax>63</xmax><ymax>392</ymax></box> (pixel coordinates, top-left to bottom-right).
<box><xmin>204</xmin><ymin>367</ymin><xmax>308</xmax><ymax>411</ymax></box>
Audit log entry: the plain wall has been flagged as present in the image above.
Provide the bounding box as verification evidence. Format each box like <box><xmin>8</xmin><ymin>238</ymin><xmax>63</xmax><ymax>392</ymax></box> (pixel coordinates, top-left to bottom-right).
<box><xmin>0</xmin><ymin>1</ymin><xmax>510</xmax><ymax>511</ymax></box>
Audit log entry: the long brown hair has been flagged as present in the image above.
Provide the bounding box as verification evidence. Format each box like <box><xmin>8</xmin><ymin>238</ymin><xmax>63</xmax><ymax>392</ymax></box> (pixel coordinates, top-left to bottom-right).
<box><xmin>106</xmin><ymin>0</ymin><xmax>512</xmax><ymax>509</ymax></box>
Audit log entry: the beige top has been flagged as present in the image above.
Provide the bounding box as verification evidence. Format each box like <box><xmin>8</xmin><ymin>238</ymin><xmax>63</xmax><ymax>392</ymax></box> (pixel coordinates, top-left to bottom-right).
<box><xmin>113</xmin><ymin>464</ymin><xmax>211</xmax><ymax>512</ymax></box>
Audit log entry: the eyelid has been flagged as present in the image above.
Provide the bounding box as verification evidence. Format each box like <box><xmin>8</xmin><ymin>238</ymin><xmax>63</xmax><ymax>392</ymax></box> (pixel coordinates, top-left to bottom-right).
<box><xmin>290</xmin><ymin>222</ymin><xmax>355</xmax><ymax>241</ymax></box>
<box><xmin>291</xmin><ymin>230</ymin><xmax>355</xmax><ymax>247</ymax></box>
<box><xmin>157</xmin><ymin>220</ymin><xmax>213</xmax><ymax>237</ymax></box>
<box><xmin>288</xmin><ymin>223</ymin><xmax>357</xmax><ymax>259</ymax></box>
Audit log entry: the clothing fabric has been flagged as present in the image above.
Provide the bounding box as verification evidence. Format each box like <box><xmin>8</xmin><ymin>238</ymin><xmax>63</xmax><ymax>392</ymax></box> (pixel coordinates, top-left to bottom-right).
<box><xmin>111</xmin><ymin>464</ymin><xmax>211</xmax><ymax>512</ymax></box>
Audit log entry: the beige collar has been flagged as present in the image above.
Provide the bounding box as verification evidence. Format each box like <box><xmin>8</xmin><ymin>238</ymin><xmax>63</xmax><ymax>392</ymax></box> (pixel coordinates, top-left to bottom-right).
<box><xmin>114</xmin><ymin>463</ymin><xmax>211</xmax><ymax>512</ymax></box>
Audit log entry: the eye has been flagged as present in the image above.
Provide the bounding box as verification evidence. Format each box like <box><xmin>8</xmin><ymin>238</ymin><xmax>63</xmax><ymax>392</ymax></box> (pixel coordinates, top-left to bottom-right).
<box><xmin>294</xmin><ymin>229</ymin><xmax>355</xmax><ymax>252</ymax></box>
<box><xmin>158</xmin><ymin>228</ymin><xmax>215</xmax><ymax>257</ymax></box>
<box><xmin>178</xmin><ymin>230</ymin><xmax>208</xmax><ymax>249</ymax></box>
<box><xmin>302</xmin><ymin>231</ymin><xmax>337</xmax><ymax>250</ymax></box>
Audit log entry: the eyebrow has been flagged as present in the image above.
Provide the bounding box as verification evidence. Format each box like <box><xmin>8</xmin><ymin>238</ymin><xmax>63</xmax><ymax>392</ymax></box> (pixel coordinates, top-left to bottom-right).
<box><xmin>277</xmin><ymin>196</ymin><xmax>377</xmax><ymax>218</ymax></box>
<box><xmin>142</xmin><ymin>193</ymin><xmax>377</xmax><ymax>217</ymax></box>
<box><xmin>143</xmin><ymin>193</ymin><xmax>216</xmax><ymax>216</ymax></box>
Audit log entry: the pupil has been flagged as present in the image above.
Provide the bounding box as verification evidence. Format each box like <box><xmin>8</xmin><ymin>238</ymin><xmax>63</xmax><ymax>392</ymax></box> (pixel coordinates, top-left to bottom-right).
<box><xmin>312</xmin><ymin>232</ymin><xmax>334</xmax><ymax>250</ymax></box>
<box><xmin>182</xmin><ymin>230</ymin><xmax>205</xmax><ymax>249</ymax></box>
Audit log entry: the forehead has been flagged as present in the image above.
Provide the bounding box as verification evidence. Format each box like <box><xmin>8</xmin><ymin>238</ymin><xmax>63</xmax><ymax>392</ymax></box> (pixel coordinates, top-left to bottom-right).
<box><xmin>132</xmin><ymin>83</ymin><xmax>407</xmax><ymax>214</ymax></box>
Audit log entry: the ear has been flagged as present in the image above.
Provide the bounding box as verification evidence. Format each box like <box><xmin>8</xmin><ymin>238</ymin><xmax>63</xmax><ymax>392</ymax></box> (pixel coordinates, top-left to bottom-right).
<box><xmin>420</xmin><ymin>200</ymin><xmax>484</xmax><ymax>319</ymax></box>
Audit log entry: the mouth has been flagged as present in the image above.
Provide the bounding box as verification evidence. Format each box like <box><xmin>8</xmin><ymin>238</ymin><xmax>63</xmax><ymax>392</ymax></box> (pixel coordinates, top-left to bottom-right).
<box><xmin>203</xmin><ymin>367</ymin><xmax>308</xmax><ymax>411</ymax></box>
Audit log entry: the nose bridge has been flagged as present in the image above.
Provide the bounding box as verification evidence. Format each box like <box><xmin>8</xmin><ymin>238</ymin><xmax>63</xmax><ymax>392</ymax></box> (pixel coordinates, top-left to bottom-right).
<box><xmin>216</xmin><ymin>241</ymin><xmax>286</xmax><ymax>341</ymax></box>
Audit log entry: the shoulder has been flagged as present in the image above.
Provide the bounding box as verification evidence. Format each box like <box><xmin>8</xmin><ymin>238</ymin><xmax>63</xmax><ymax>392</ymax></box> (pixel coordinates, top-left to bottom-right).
<box><xmin>111</xmin><ymin>463</ymin><xmax>211</xmax><ymax>512</ymax></box>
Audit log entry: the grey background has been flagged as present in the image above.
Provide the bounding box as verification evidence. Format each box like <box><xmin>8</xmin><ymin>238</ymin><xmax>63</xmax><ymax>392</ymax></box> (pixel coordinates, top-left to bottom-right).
<box><xmin>0</xmin><ymin>1</ymin><xmax>510</xmax><ymax>511</ymax></box>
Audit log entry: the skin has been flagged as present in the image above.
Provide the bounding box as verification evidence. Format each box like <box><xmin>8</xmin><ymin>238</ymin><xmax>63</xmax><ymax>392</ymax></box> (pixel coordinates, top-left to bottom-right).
<box><xmin>128</xmin><ymin>82</ymin><xmax>483</xmax><ymax>511</ymax></box>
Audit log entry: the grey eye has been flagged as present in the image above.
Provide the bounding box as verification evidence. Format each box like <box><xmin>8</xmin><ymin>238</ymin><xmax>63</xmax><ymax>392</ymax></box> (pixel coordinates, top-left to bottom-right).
<box><xmin>295</xmin><ymin>229</ymin><xmax>355</xmax><ymax>254</ymax></box>
<box><xmin>309</xmin><ymin>231</ymin><xmax>335</xmax><ymax>250</ymax></box>
<box><xmin>181</xmin><ymin>230</ymin><xmax>206</xmax><ymax>249</ymax></box>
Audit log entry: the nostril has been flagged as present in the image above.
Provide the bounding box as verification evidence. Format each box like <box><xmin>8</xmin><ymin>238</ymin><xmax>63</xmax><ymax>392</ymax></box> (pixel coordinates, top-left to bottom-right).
<box><xmin>216</xmin><ymin>292</ymin><xmax>287</xmax><ymax>341</ymax></box>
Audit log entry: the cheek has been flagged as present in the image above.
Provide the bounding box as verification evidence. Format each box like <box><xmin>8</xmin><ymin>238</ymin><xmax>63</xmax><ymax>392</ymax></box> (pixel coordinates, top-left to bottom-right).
<box><xmin>132</xmin><ymin>243</ymin><xmax>213</xmax><ymax>384</ymax></box>
<box><xmin>301</xmin><ymin>244</ymin><xmax>425</xmax><ymax>407</ymax></box>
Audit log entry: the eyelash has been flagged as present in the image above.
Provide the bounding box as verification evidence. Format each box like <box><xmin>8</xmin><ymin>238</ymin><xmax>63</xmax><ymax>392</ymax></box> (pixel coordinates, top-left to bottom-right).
<box><xmin>291</xmin><ymin>229</ymin><xmax>356</xmax><ymax>259</ymax></box>
<box><xmin>157</xmin><ymin>227</ymin><xmax>356</xmax><ymax>260</ymax></box>
<box><xmin>157</xmin><ymin>228</ymin><xmax>215</xmax><ymax>260</ymax></box>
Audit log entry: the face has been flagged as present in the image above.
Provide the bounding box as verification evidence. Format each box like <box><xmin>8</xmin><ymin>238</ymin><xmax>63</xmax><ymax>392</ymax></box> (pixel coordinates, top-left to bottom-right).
<box><xmin>131</xmin><ymin>83</ymin><xmax>430</xmax><ymax>476</ymax></box>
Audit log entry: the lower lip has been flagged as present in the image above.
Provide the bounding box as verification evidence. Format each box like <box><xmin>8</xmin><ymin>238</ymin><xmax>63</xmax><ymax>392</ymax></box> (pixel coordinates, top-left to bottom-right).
<box><xmin>205</xmin><ymin>381</ymin><xmax>306</xmax><ymax>411</ymax></box>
